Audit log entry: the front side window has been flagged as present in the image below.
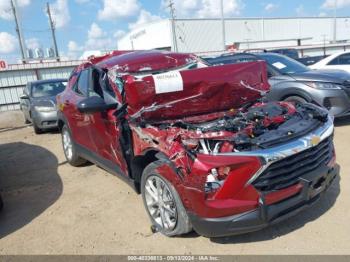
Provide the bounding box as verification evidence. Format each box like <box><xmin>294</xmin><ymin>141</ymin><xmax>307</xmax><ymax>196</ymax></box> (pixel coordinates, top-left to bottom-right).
<box><xmin>31</xmin><ymin>81</ymin><xmax>67</xmax><ymax>98</ymax></box>
<box><xmin>73</xmin><ymin>69</ymin><xmax>89</xmax><ymax>96</ymax></box>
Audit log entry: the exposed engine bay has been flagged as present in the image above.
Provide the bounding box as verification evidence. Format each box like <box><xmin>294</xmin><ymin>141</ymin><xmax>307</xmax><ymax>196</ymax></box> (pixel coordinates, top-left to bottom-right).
<box><xmin>143</xmin><ymin>101</ymin><xmax>329</xmax><ymax>153</ymax></box>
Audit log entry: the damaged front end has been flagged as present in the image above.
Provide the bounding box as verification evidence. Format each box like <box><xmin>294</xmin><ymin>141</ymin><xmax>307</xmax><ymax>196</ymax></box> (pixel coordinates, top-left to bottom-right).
<box><xmin>115</xmin><ymin>60</ymin><xmax>337</xmax><ymax>237</ymax></box>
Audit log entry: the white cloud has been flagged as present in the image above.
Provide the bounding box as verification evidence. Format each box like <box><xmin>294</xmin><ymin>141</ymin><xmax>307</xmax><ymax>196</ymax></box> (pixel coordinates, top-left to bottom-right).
<box><xmin>98</xmin><ymin>0</ymin><xmax>140</xmax><ymax>21</ymax></box>
<box><xmin>51</xmin><ymin>0</ymin><xmax>70</xmax><ymax>28</ymax></box>
<box><xmin>322</xmin><ymin>0</ymin><xmax>350</xmax><ymax>9</ymax></box>
<box><xmin>0</xmin><ymin>0</ymin><xmax>31</xmax><ymax>20</ymax></box>
<box><xmin>68</xmin><ymin>41</ymin><xmax>82</xmax><ymax>52</ymax></box>
<box><xmin>0</xmin><ymin>32</ymin><xmax>17</xmax><ymax>54</ymax></box>
<box><xmin>113</xmin><ymin>30</ymin><xmax>126</xmax><ymax>39</ymax></box>
<box><xmin>88</xmin><ymin>23</ymin><xmax>105</xmax><ymax>38</ymax></box>
<box><xmin>66</xmin><ymin>23</ymin><xmax>125</xmax><ymax>59</ymax></box>
<box><xmin>264</xmin><ymin>3</ymin><xmax>278</xmax><ymax>12</ymax></box>
<box><xmin>85</xmin><ymin>23</ymin><xmax>115</xmax><ymax>51</ymax></box>
<box><xmin>67</xmin><ymin>40</ymin><xmax>84</xmax><ymax>59</ymax></box>
<box><xmin>25</xmin><ymin>38</ymin><xmax>41</xmax><ymax>49</ymax></box>
<box><xmin>161</xmin><ymin>0</ymin><xmax>243</xmax><ymax>18</ymax></box>
<box><xmin>129</xmin><ymin>10</ymin><xmax>162</xmax><ymax>30</ymax></box>
<box><xmin>319</xmin><ymin>12</ymin><xmax>328</xmax><ymax>17</ymax></box>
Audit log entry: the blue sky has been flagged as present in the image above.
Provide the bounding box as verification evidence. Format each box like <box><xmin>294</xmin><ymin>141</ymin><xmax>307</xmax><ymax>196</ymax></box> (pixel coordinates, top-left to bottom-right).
<box><xmin>0</xmin><ymin>0</ymin><xmax>349</xmax><ymax>62</ymax></box>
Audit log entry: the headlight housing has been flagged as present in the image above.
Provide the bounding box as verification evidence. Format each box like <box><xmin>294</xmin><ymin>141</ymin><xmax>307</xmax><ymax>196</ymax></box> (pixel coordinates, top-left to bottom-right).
<box><xmin>304</xmin><ymin>82</ymin><xmax>343</xmax><ymax>90</ymax></box>
<box><xmin>34</xmin><ymin>106</ymin><xmax>56</xmax><ymax>112</ymax></box>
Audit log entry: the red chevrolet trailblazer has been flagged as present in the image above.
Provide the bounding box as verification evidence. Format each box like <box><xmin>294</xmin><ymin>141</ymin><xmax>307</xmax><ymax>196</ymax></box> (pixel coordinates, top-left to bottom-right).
<box><xmin>57</xmin><ymin>50</ymin><xmax>338</xmax><ymax>237</ymax></box>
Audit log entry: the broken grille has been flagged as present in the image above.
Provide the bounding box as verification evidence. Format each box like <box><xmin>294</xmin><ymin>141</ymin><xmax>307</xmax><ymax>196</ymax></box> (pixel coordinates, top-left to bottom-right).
<box><xmin>253</xmin><ymin>136</ymin><xmax>333</xmax><ymax>192</ymax></box>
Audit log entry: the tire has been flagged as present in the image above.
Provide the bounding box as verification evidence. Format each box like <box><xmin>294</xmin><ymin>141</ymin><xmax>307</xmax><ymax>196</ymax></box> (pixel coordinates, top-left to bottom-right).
<box><xmin>61</xmin><ymin>125</ymin><xmax>87</xmax><ymax>167</ymax></box>
<box><xmin>33</xmin><ymin>122</ymin><xmax>44</xmax><ymax>134</ymax></box>
<box><xmin>141</xmin><ymin>160</ymin><xmax>192</xmax><ymax>237</ymax></box>
<box><xmin>284</xmin><ymin>95</ymin><xmax>308</xmax><ymax>104</ymax></box>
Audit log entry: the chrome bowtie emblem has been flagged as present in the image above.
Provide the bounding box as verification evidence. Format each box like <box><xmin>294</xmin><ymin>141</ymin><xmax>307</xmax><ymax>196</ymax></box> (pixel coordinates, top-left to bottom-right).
<box><xmin>311</xmin><ymin>136</ymin><xmax>321</xmax><ymax>146</ymax></box>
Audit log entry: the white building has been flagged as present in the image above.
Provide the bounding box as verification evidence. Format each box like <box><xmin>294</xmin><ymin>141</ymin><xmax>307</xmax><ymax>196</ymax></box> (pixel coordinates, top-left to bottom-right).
<box><xmin>118</xmin><ymin>17</ymin><xmax>350</xmax><ymax>56</ymax></box>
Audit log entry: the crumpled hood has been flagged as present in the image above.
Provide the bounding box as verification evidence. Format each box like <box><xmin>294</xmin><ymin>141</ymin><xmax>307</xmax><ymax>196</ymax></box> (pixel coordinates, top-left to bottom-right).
<box><xmin>124</xmin><ymin>61</ymin><xmax>270</xmax><ymax>121</ymax></box>
<box><xmin>99</xmin><ymin>50</ymin><xmax>199</xmax><ymax>74</ymax></box>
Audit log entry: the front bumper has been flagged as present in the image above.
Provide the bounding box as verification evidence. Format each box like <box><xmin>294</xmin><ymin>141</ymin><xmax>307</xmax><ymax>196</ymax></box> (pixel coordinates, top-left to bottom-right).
<box><xmin>312</xmin><ymin>89</ymin><xmax>350</xmax><ymax>117</ymax></box>
<box><xmin>189</xmin><ymin>164</ymin><xmax>339</xmax><ymax>238</ymax></box>
<box><xmin>32</xmin><ymin>110</ymin><xmax>58</xmax><ymax>129</ymax></box>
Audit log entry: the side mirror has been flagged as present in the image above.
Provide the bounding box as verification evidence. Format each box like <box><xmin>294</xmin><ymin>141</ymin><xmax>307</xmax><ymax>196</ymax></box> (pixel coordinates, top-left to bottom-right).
<box><xmin>20</xmin><ymin>94</ymin><xmax>29</xmax><ymax>99</ymax></box>
<box><xmin>77</xmin><ymin>96</ymin><xmax>119</xmax><ymax>114</ymax></box>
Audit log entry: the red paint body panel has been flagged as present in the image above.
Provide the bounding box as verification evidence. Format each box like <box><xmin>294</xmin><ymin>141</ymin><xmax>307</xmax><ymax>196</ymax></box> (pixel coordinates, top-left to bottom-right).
<box><xmin>98</xmin><ymin>50</ymin><xmax>198</xmax><ymax>74</ymax></box>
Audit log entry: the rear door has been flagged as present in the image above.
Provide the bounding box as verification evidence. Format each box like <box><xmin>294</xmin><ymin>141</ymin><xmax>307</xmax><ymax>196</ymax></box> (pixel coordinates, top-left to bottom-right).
<box><xmin>62</xmin><ymin>69</ymin><xmax>94</xmax><ymax>151</ymax></box>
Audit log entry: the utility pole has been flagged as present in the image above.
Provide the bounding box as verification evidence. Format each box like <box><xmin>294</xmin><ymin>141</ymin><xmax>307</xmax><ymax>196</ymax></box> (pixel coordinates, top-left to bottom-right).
<box><xmin>220</xmin><ymin>0</ymin><xmax>226</xmax><ymax>51</ymax></box>
<box><xmin>168</xmin><ymin>0</ymin><xmax>178</xmax><ymax>52</ymax></box>
<box><xmin>10</xmin><ymin>0</ymin><xmax>26</xmax><ymax>62</ymax></box>
<box><xmin>46</xmin><ymin>2</ymin><xmax>60</xmax><ymax>60</ymax></box>
<box><xmin>333</xmin><ymin>0</ymin><xmax>338</xmax><ymax>43</ymax></box>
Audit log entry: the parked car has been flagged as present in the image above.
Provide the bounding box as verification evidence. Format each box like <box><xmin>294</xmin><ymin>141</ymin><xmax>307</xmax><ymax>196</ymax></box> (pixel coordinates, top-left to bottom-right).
<box><xmin>20</xmin><ymin>79</ymin><xmax>67</xmax><ymax>134</ymax></box>
<box><xmin>310</xmin><ymin>51</ymin><xmax>350</xmax><ymax>73</ymax></box>
<box><xmin>57</xmin><ymin>50</ymin><xmax>338</xmax><ymax>237</ymax></box>
<box><xmin>244</xmin><ymin>48</ymin><xmax>326</xmax><ymax>66</ymax></box>
<box><xmin>297</xmin><ymin>55</ymin><xmax>328</xmax><ymax>66</ymax></box>
<box><xmin>206</xmin><ymin>52</ymin><xmax>350</xmax><ymax>117</ymax></box>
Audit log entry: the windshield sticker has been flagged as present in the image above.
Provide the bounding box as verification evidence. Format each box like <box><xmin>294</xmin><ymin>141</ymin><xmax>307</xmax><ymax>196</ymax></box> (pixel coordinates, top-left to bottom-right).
<box><xmin>272</xmin><ymin>62</ymin><xmax>287</xmax><ymax>69</ymax></box>
<box><xmin>153</xmin><ymin>71</ymin><xmax>184</xmax><ymax>94</ymax></box>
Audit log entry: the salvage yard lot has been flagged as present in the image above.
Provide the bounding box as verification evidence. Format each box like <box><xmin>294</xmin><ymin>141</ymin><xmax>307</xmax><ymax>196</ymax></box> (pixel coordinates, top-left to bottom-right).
<box><xmin>0</xmin><ymin>110</ymin><xmax>349</xmax><ymax>255</ymax></box>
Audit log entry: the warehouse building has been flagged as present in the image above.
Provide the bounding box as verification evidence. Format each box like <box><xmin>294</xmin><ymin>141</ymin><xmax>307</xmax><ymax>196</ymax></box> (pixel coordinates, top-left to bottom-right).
<box><xmin>118</xmin><ymin>17</ymin><xmax>350</xmax><ymax>56</ymax></box>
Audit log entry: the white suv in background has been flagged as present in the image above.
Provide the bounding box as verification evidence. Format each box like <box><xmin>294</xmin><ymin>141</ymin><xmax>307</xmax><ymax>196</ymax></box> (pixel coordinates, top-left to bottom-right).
<box><xmin>310</xmin><ymin>51</ymin><xmax>350</xmax><ymax>73</ymax></box>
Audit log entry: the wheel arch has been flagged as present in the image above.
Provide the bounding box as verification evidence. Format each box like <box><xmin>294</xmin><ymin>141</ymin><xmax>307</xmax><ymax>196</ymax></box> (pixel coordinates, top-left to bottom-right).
<box><xmin>280</xmin><ymin>89</ymin><xmax>313</xmax><ymax>102</ymax></box>
<box><xmin>131</xmin><ymin>149</ymin><xmax>173</xmax><ymax>194</ymax></box>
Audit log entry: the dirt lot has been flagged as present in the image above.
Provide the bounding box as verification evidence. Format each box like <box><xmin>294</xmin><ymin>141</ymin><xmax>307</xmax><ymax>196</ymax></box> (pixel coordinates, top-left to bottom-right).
<box><xmin>0</xmin><ymin>110</ymin><xmax>349</xmax><ymax>255</ymax></box>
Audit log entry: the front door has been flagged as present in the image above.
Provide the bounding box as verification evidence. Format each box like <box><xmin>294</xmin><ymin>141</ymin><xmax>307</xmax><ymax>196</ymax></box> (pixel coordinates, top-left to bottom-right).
<box><xmin>85</xmin><ymin>67</ymin><xmax>130</xmax><ymax>176</ymax></box>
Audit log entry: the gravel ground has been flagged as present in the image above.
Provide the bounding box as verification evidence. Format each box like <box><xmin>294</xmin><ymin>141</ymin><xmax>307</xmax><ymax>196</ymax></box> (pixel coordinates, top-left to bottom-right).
<box><xmin>0</xmin><ymin>110</ymin><xmax>349</xmax><ymax>255</ymax></box>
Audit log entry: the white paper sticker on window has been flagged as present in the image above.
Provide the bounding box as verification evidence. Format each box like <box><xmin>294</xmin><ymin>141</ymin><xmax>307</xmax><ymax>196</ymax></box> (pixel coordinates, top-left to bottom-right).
<box><xmin>153</xmin><ymin>71</ymin><xmax>184</xmax><ymax>94</ymax></box>
<box><xmin>272</xmin><ymin>62</ymin><xmax>287</xmax><ymax>70</ymax></box>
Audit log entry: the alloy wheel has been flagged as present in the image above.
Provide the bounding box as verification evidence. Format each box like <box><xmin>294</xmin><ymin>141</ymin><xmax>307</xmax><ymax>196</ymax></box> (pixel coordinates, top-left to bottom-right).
<box><xmin>62</xmin><ymin>129</ymin><xmax>73</xmax><ymax>160</ymax></box>
<box><xmin>144</xmin><ymin>175</ymin><xmax>178</xmax><ymax>231</ymax></box>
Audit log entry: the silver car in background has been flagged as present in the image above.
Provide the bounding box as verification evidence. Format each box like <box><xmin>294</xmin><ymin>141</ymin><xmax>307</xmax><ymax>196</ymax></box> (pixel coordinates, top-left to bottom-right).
<box><xmin>206</xmin><ymin>52</ymin><xmax>350</xmax><ymax>118</ymax></box>
<box><xmin>20</xmin><ymin>79</ymin><xmax>67</xmax><ymax>134</ymax></box>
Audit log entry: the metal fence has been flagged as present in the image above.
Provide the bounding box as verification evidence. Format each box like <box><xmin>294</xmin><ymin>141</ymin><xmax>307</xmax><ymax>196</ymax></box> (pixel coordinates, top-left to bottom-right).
<box><xmin>0</xmin><ymin>60</ymin><xmax>82</xmax><ymax>111</ymax></box>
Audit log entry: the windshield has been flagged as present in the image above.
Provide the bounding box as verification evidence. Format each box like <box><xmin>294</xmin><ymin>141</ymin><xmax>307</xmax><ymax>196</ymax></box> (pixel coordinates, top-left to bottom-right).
<box><xmin>32</xmin><ymin>81</ymin><xmax>67</xmax><ymax>98</ymax></box>
<box><xmin>260</xmin><ymin>53</ymin><xmax>309</xmax><ymax>74</ymax></box>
